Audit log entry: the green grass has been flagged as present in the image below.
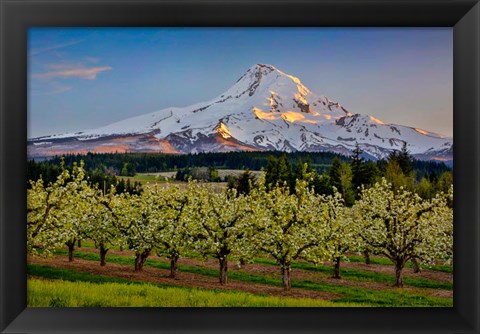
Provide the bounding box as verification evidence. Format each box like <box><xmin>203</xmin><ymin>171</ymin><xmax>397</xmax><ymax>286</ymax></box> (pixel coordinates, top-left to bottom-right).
<box><xmin>291</xmin><ymin>280</ymin><xmax>452</xmax><ymax>307</ymax></box>
<box><xmin>253</xmin><ymin>258</ymin><xmax>453</xmax><ymax>290</ymax></box>
<box><xmin>119</xmin><ymin>175</ymin><xmax>165</xmax><ymax>185</ymax></box>
<box><xmin>417</xmin><ymin>263</ymin><xmax>453</xmax><ymax>274</ymax></box>
<box><xmin>28</xmin><ymin>277</ymin><xmax>354</xmax><ymax>307</ymax></box>
<box><xmin>67</xmin><ymin>247</ymin><xmax>452</xmax><ymax>290</ymax></box>
<box><xmin>346</xmin><ymin>255</ymin><xmax>395</xmax><ymax>265</ymax></box>
<box><xmin>28</xmin><ymin>264</ymin><xmax>146</xmax><ymax>285</ymax></box>
<box><xmin>347</xmin><ymin>255</ymin><xmax>453</xmax><ymax>273</ymax></box>
<box><xmin>47</xmin><ymin>250</ymin><xmax>452</xmax><ymax>307</ymax></box>
<box><xmin>134</xmin><ymin>174</ymin><xmax>162</xmax><ymax>180</ymax></box>
<box><xmin>78</xmin><ymin>241</ymin><xmax>453</xmax><ymax>274</ymax></box>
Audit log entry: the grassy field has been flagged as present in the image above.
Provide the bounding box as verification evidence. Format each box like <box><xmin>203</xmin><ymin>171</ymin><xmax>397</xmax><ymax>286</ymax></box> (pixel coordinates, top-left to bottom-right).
<box><xmin>51</xmin><ymin>249</ymin><xmax>453</xmax><ymax>291</ymax></box>
<box><xmin>119</xmin><ymin>174</ymin><xmax>229</xmax><ymax>193</ymax></box>
<box><xmin>120</xmin><ymin>169</ymin><xmax>263</xmax><ymax>186</ymax></box>
<box><xmin>28</xmin><ymin>276</ymin><xmax>358</xmax><ymax>307</ymax></box>
<box><xmin>27</xmin><ymin>243</ymin><xmax>453</xmax><ymax>307</ymax></box>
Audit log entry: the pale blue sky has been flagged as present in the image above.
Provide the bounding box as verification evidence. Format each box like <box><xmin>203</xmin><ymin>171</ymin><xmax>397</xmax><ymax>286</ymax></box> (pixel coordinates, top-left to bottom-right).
<box><xmin>28</xmin><ymin>27</ymin><xmax>453</xmax><ymax>138</ymax></box>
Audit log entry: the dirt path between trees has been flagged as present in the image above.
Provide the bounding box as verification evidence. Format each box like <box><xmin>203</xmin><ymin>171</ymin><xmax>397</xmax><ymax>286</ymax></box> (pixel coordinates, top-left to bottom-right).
<box><xmin>28</xmin><ymin>256</ymin><xmax>339</xmax><ymax>300</ymax></box>
<box><xmin>28</xmin><ymin>247</ymin><xmax>453</xmax><ymax>300</ymax></box>
<box><xmin>339</xmin><ymin>260</ymin><xmax>453</xmax><ymax>283</ymax></box>
<box><xmin>78</xmin><ymin>246</ymin><xmax>453</xmax><ymax>283</ymax></box>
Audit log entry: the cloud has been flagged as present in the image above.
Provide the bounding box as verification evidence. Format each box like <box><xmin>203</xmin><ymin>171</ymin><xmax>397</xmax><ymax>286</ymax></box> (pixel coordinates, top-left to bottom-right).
<box><xmin>29</xmin><ymin>40</ymin><xmax>84</xmax><ymax>57</ymax></box>
<box><xmin>33</xmin><ymin>66</ymin><xmax>113</xmax><ymax>80</ymax></box>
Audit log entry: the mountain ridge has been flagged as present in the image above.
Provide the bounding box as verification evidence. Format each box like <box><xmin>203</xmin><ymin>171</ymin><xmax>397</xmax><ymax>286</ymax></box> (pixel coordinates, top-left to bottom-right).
<box><xmin>28</xmin><ymin>64</ymin><xmax>453</xmax><ymax>163</ymax></box>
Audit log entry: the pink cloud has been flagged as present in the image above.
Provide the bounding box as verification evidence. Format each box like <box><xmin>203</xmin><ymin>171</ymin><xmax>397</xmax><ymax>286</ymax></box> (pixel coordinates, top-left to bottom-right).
<box><xmin>33</xmin><ymin>66</ymin><xmax>113</xmax><ymax>80</ymax></box>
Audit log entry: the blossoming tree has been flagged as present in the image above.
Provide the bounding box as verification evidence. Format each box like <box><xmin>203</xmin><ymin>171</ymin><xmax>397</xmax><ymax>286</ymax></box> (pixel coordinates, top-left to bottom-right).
<box><xmin>354</xmin><ymin>178</ymin><xmax>453</xmax><ymax>287</ymax></box>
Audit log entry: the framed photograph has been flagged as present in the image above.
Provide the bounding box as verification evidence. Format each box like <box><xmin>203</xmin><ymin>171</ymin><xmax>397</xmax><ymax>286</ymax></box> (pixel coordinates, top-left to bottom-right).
<box><xmin>1</xmin><ymin>0</ymin><xmax>479</xmax><ymax>333</ymax></box>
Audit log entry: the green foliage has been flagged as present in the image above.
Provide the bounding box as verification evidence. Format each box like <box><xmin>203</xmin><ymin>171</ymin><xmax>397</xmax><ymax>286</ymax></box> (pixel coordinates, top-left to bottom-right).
<box><xmin>45</xmin><ymin>151</ymin><xmax>350</xmax><ymax>174</ymax></box>
<box><xmin>120</xmin><ymin>162</ymin><xmax>135</xmax><ymax>176</ymax></box>
<box><xmin>28</xmin><ymin>262</ymin><xmax>452</xmax><ymax>307</ymax></box>
<box><xmin>264</xmin><ymin>155</ymin><xmax>279</xmax><ymax>188</ymax></box>
<box><xmin>209</xmin><ymin>167</ymin><xmax>221</xmax><ymax>182</ymax></box>
<box><xmin>329</xmin><ymin>158</ymin><xmax>355</xmax><ymax>205</ymax></box>
<box><xmin>228</xmin><ymin>170</ymin><xmax>257</xmax><ymax>195</ymax></box>
<box><xmin>416</xmin><ymin>177</ymin><xmax>434</xmax><ymax>200</ymax></box>
<box><xmin>264</xmin><ymin>154</ymin><xmax>340</xmax><ymax>196</ymax></box>
<box><xmin>175</xmin><ymin>167</ymin><xmax>222</xmax><ymax>182</ymax></box>
<box><xmin>264</xmin><ymin>154</ymin><xmax>294</xmax><ymax>191</ymax></box>
<box><xmin>254</xmin><ymin>258</ymin><xmax>452</xmax><ymax>290</ymax></box>
<box><xmin>115</xmin><ymin>178</ymin><xmax>142</xmax><ymax>195</ymax></box>
<box><xmin>27</xmin><ymin>160</ymin><xmax>62</xmax><ymax>187</ymax></box>
<box><xmin>252</xmin><ymin>180</ymin><xmax>350</xmax><ymax>289</ymax></box>
<box><xmin>277</xmin><ymin>154</ymin><xmax>293</xmax><ymax>187</ymax></box>
<box><xmin>384</xmin><ymin>159</ymin><xmax>414</xmax><ymax>192</ymax></box>
<box><xmin>329</xmin><ymin>157</ymin><xmax>342</xmax><ymax>190</ymax></box>
<box><xmin>27</xmin><ymin>157</ymin><xmax>453</xmax><ymax>292</ymax></box>
<box><xmin>354</xmin><ymin>178</ymin><xmax>453</xmax><ymax>286</ymax></box>
<box><xmin>188</xmin><ymin>185</ymin><xmax>260</xmax><ymax>284</ymax></box>
<box><xmin>311</xmin><ymin>172</ymin><xmax>333</xmax><ymax>196</ymax></box>
<box><xmin>33</xmin><ymin>148</ymin><xmax>450</xmax><ymax>183</ymax></box>
<box><xmin>27</xmin><ymin>159</ymin><xmax>142</xmax><ymax>195</ymax></box>
<box><xmin>350</xmin><ymin>144</ymin><xmax>380</xmax><ymax>199</ymax></box>
<box><xmin>397</xmin><ymin>142</ymin><xmax>414</xmax><ymax>175</ymax></box>
<box><xmin>436</xmin><ymin>171</ymin><xmax>453</xmax><ymax>194</ymax></box>
<box><xmin>27</xmin><ymin>160</ymin><xmax>98</xmax><ymax>256</ymax></box>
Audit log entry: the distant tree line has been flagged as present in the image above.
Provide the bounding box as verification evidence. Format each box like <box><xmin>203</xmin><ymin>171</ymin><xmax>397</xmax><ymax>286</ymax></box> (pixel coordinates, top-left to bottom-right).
<box><xmin>27</xmin><ymin>159</ymin><xmax>142</xmax><ymax>195</ymax></box>
<box><xmin>36</xmin><ymin>149</ymin><xmax>450</xmax><ymax>180</ymax></box>
<box><xmin>175</xmin><ymin>167</ymin><xmax>222</xmax><ymax>182</ymax></box>
<box><xmin>42</xmin><ymin>151</ymin><xmax>347</xmax><ymax>175</ymax></box>
<box><xmin>244</xmin><ymin>143</ymin><xmax>453</xmax><ymax>206</ymax></box>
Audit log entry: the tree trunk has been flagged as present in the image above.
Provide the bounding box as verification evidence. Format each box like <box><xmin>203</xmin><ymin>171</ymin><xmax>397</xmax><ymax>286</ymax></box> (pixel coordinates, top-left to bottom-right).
<box><xmin>394</xmin><ymin>260</ymin><xmax>404</xmax><ymax>287</ymax></box>
<box><xmin>66</xmin><ymin>240</ymin><xmax>75</xmax><ymax>262</ymax></box>
<box><xmin>364</xmin><ymin>250</ymin><xmax>371</xmax><ymax>265</ymax></box>
<box><xmin>281</xmin><ymin>266</ymin><xmax>291</xmax><ymax>290</ymax></box>
<box><xmin>219</xmin><ymin>258</ymin><xmax>228</xmax><ymax>285</ymax></box>
<box><xmin>411</xmin><ymin>258</ymin><xmax>421</xmax><ymax>273</ymax></box>
<box><xmin>333</xmin><ymin>257</ymin><xmax>341</xmax><ymax>279</ymax></box>
<box><xmin>169</xmin><ymin>255</ymin><xmax>179</xmax><ymax>279</ymax></box>
<box><xmin>134</xmin><ymin>250</ymin><xmax>150</xmax><ymax>271</ymax></box>
<box><xmin>100</xmin><ymin>245</ymin><xmax>108</xmax><ymax>266</ymax></box>
<box><xmin>77</xmin><ymin>239</ymin><xmax>82</xmax><ymax>248</ymax></box>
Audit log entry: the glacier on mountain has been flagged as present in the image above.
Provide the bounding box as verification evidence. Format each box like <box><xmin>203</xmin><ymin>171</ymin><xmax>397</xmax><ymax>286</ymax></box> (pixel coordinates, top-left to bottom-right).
<box><xmin>28</xmin><ymin>64</ymin><xmax>453</xmax><ymax>162</ymax></box>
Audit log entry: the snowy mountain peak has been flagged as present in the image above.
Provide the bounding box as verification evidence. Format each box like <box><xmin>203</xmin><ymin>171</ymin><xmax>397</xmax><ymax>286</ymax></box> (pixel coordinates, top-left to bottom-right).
<box><xmin>239</xmin><ymin>63</ymin><xmax>278</xmax><ymax>80</ymax></box>
<box><xmin>252</xmin><ymin>63</ymin><xmax>277</xmax><ymax>74</ymax></box>
<box><xmin>28</xmin><ymin>64</ymin><xmax>453</xmax><ymax>164</ymax></box>
<box><xmin>226</xmin><ymin>64</ymin><xmax>312</xmax><ymax>104</ymax></box>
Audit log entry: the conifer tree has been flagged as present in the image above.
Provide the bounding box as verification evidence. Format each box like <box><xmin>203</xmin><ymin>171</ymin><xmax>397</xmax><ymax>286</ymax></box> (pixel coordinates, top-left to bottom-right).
<box><xmin>329</xmin><ymin>157</ymin><xmax>342</xmax><ymax>191</ymax></box>
<box><xmin>351</xmin><ymin>143</ymin><xmax>365</xmax><ymax>197</ymax></box>
<box><xmin>398</xmin><ymin>142</ymin><xmax>414</xmax><ymax>176</ymax></box>
<box><xmin>234</xmin><ymin>170</ymin><xmax>257</xmax><ymax>196</ymax></box>
<box><xmin>277</xmin><ymin>154</ymin><xmax>293</xmax><ymax>190</ymax></box>
<box><xmin>265</xmin><ymin>155</ymin><xmax>278</xmax><ymax>189</ymax></box>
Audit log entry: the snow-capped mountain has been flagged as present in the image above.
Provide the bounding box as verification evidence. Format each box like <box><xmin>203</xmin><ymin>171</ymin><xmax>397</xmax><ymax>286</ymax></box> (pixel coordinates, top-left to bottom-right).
<box><xmin>28</xmin><ymin>64</ymin><xmax>453</xmax><ymax>163</ymax></box>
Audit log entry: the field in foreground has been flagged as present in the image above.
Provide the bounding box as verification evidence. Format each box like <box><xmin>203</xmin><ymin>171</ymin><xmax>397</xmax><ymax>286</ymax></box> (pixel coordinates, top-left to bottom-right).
<box><xmin>27</xmin><ymin>244</ymin><xmax>453</xmax><ymax>307</ymax></box>
<box><xmin>28</xmin><ymin>278</ymin><xmax>356</xmax><ymax>307</ymax></box>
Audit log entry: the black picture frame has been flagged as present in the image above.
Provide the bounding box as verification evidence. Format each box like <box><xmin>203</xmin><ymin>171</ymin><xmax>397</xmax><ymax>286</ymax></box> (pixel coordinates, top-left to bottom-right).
<box><xmin>1</xmin><ymin>0</ymin><xmax>479</xmax><ymax>333</ymax></box>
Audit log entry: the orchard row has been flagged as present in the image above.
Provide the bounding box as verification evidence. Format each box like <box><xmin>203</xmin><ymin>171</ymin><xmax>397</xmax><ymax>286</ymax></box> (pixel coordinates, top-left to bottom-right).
<box><xmin>27</xmin><ymin>162</ymin><xmax>453</xmax><ymax>289</ymax></box>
